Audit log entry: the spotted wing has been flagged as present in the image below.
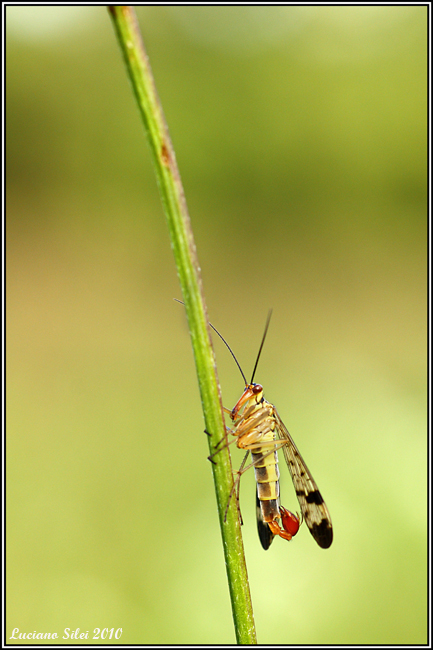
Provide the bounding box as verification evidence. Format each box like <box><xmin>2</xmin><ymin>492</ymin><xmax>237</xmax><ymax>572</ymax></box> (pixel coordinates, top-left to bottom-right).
<box><xmin>274</xmin><ymin>410</ymin><xmax>333</xmax><ymax>549</ymax></box>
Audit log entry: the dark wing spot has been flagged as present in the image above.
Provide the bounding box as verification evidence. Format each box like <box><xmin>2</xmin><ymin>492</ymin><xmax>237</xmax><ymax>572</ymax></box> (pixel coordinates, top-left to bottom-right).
<box><xmin>311</xmin><ymin>520</ymin><xmax>333</xmax><ymax>549</ymax></box>
<box><xmin>257</xmin><ymin>518</ymin><xmax>274</xmax><ymax>550</ymax></box>
<box><xmin>306</xmin><ymin>490</ymin><xmax>325</xmax><ymax>505</ymax></box>
<box><xmin>256</xmin><ymin>492</ymin><xmax>274</xmax><ymax>550</ymax></box>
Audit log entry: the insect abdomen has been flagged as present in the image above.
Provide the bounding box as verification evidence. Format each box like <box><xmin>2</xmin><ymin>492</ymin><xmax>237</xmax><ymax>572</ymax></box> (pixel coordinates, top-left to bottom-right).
<box><xmin>253</xmin><ymin>447</ymin><xmax>281</xmax><ymax>550</ymax></box>
<box><xmin>252</xmin><ymin>449</ymin><xmax>280</xmax><ymax>520</ymax></box>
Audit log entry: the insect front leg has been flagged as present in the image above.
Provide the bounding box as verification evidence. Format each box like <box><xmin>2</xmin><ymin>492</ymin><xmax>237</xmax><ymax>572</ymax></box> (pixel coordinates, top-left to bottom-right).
<box><xmin>206</xmin><ymin>407</ymin><xmax>239</xmax><ymax>464</ymax></box>
<box><xmin>207</xmin><ymin>430</ymin><xmax>238</xmax><ymax>464</ymax></box>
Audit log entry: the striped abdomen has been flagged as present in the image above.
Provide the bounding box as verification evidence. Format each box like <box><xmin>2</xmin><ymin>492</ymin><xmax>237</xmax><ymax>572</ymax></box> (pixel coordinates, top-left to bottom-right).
<box><xmin>252</xmin><ymin>436</ymin><xmax>280</xmax><ymax>525</ymax></box>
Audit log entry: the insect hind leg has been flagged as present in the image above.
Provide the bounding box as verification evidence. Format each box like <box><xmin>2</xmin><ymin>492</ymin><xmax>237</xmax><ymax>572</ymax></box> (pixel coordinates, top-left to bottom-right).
<box><xmin>223</xmin><ymin>451</ymin><xmax>250</xmax><ymax>525</ymax></box>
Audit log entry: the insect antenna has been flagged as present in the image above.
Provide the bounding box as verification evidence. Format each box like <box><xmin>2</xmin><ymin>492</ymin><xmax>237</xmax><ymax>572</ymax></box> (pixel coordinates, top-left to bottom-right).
<box><xmin>174</xmin><ymin>298</ymin><xmax>247</xmax><ymax>385</ymax></box>
<box><xmin>250</xmin><ymin>309</ymin><xmax>273</xmax><ymax>384</ymax></box>
<box><xmin>207</xmin><ymin>321</ymin><xmax>247</xmax><ymax>385</ymax></box>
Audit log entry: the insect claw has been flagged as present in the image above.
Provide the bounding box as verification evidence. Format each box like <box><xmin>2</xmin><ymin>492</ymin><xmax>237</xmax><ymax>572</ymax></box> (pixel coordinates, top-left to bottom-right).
<box><xmin>207</xmin><ymin>455</ymin><xmax>217</xmax><ymax>465</ymax></box>
<box><xmin>204</xmin><ymin>429</ymin><xmax>212</xmax><ymax>436</ymax></box>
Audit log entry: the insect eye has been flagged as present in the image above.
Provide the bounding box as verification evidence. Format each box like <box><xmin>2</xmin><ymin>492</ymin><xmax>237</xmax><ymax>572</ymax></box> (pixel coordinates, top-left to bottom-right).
<box><xmin>252</xmin><ymin>384</ymin><xmax>263</xmax><ymax>394</ymax></box>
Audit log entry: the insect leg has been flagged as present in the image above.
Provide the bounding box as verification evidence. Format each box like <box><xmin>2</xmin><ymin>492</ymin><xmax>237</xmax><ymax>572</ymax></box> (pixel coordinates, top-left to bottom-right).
<box><xmin>234</xmin><ymin>438</ymin><xmax>291</xmax><ymax>474</ymax></box>
<box><xmin>223</xmin><ymin>451</ymin><xmax>250</xmax><ymax>524</ymax></box>
<box><xmin>207</xmin><ymin>434</ymin><xmax>238</xmax><ymax>464</ymax></box>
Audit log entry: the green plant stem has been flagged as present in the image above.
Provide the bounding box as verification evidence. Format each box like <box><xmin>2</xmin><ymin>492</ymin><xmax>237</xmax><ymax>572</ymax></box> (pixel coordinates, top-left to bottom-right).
<box><xmin>108</xmin><ymin>6</ymin><xmax>256</xmax><ymax>644</ymax></box>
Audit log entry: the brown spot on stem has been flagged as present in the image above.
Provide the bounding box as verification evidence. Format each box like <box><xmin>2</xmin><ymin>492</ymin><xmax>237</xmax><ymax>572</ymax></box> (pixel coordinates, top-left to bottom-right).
<box><xmin>161</xmin><ymin>142</ymin><xmax>171</xmax><ymax>167</ymax></box>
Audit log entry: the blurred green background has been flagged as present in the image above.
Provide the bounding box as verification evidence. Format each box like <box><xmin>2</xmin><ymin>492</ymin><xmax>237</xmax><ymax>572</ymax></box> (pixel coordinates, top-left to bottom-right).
<box><xmin>6</xmin><ymin>5</ymin><xmax>426</xmax><ymax>645</ymax></box>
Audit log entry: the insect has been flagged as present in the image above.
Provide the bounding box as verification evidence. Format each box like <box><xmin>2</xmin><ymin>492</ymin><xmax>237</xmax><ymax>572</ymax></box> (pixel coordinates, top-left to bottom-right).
<box><xmin>210</xmin><ymin>311</ymin><xmax>333</xmax><ymax>550</ymax></box>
